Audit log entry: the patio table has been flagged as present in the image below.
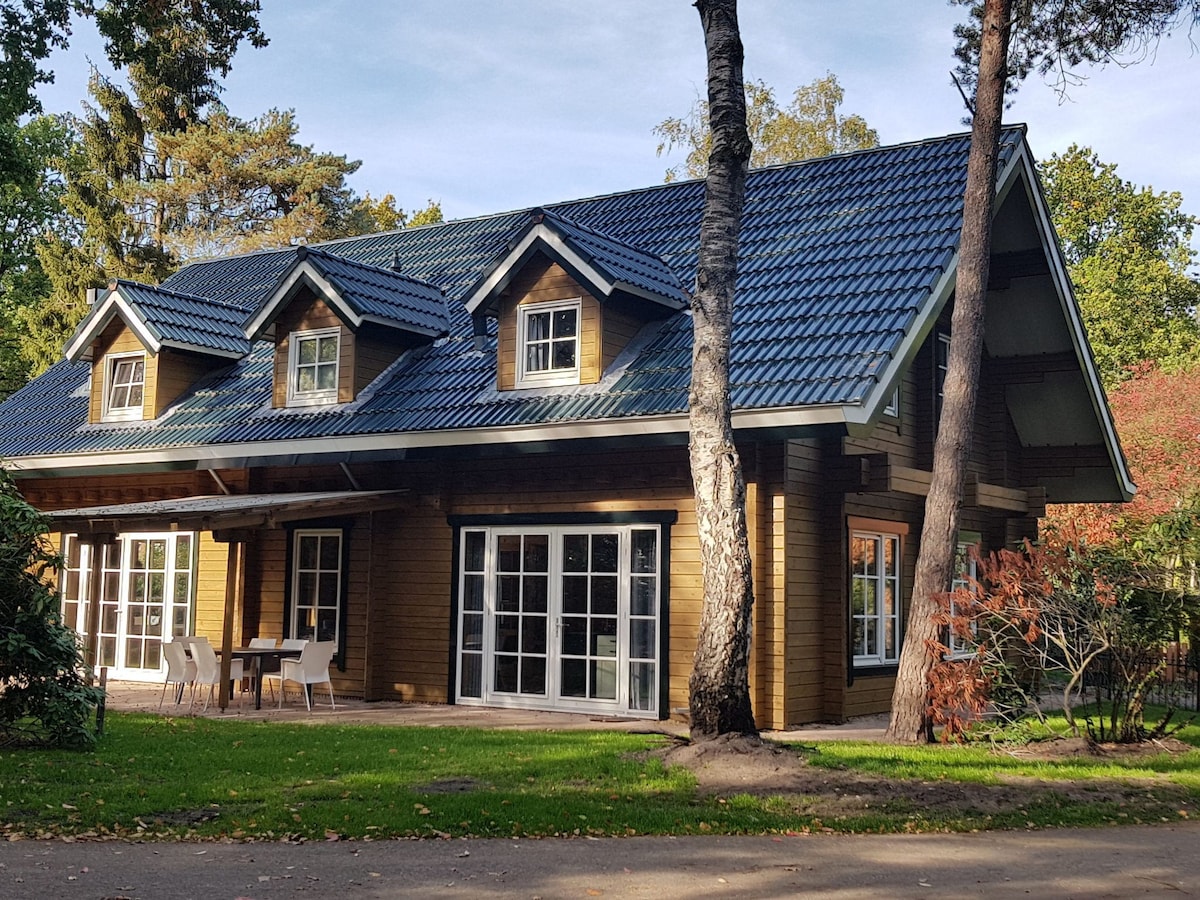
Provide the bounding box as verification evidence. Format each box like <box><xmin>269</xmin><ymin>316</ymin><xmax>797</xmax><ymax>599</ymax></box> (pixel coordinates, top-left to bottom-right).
<box><xmin>221</xmin><ymin>647</ymin><xmax>302</xmax><ymax>710</ymax></box>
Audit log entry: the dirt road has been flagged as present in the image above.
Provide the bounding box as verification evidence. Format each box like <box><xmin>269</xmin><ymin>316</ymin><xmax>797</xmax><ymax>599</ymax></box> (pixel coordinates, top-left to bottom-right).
<box><xmin>2</xmin><ymin>823</ymin><xmax>1198</xmax><ymax>898</ymax></box>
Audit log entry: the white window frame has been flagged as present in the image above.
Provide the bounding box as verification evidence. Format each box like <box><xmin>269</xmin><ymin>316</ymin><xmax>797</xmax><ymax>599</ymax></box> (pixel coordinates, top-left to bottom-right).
<box><xmin>947</xmin><ymin>534</ymin><xmax>981</xmax><ymax>659</ymax></box>
<box><xmin>101</xmin><ymin>351</ymin><xmax>146</xmax><ymax>422</ymax></box>
<box><xmin>289</xmin><ymin>528</ymin><xmax>343</xmax><ymax>646</ymax></box>
<box><xmin>850</xmin><ymin>523</ymin><xmax>904</xmax><ymax>667</ymax></box>
<box><xmin>884</xmin><ymin>387</ymin><xmax>900</xmax><ymax>418</ymax></box>
<box><xmin>287</xmin><ymin>327</ymin><xmax>341</xmax><ymax>407</ymax></box>
<box><xmin>516</xmin><ymin>298</ymin><xmax>582</xmax><ymax>388</ymax></box>
<box><xmin>455</xmin><ymin>523</ymin><xmax>662</xmax><ymax>717</ymax></box>
<box><xmin>935</xmin><ymin>330</ymin><xmax>951</xmax><ymax>424</ymax></box>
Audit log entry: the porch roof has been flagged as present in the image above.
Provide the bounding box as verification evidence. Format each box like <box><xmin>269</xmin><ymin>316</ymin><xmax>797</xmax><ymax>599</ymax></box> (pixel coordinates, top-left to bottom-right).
<box><xmin>44</xmin><ymin>490</ymin><xmax>410</xmax><ymax>537</ymax></box>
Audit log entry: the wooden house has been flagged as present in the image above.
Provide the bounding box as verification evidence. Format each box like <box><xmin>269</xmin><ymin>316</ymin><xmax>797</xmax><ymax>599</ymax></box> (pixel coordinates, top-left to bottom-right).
<box><xmin>0</xmin><ymin>127</ymin><xmax>1132</xmax><ymax>727</ymax></box>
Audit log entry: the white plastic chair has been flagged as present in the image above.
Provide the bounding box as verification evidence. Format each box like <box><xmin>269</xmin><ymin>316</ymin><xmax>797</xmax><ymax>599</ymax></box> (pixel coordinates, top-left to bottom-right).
<box><xmin>264</xmin><ymin>639</ymin><xmax>307</xmax><ymax>703</ymax></box>
<box><xmin>246</xmin><ymin>637</ymin><xmax>277</xmax><ymax>697</ymax></box>
<box><xmin>266</xmin><ymin>641</ymin><xmax>336</xmax><ymax>711</ymax></box>
<box><xmin>189</xmin><ymin>639</ymin><xmax>244</xmax><ymax>712</ymax></box>
<box><xmin>159</xmin><ymin>641</ymin><xmax>197</xmax><ymax>710</ymax></box>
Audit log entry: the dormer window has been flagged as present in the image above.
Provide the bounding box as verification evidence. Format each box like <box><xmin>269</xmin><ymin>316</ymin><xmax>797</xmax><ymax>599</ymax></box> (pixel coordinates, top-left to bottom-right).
<box><xmin>102</xmin><ymin>352</ymin><xmax>145</xmax><ymax>422</ymax></box>
<box><xmin>518</xmin><ymin>299</ymin><xmax>580</xmax><ymax>388</ymax></box>
<box><xmin>288</xmin><ymin>327</ymin><xmax>340</xmax><ymax>406</ymax></box>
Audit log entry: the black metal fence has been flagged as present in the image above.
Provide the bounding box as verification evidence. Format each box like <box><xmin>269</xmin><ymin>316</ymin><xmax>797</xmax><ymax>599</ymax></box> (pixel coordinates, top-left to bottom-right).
<box><xmin>1085</xmin><ymin>642</ymin><xmax>1200</xmax><ymax>712</ymax></box>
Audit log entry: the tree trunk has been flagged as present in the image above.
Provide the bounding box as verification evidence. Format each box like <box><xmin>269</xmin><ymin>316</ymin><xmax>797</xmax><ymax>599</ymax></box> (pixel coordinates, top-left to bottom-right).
<box><xmin>687</xmin><ymin>0</ymin><xmax>757</xmax><ymax>741</ymax></box>
<box><xmin>885</xmin><ymin>0</ymin><xmax>1012</xmax><ymax>743</ymax></box>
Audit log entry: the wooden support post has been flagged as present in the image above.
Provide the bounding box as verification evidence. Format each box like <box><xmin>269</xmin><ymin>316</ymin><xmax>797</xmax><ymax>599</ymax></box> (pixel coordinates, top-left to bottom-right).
<box><xmin>218</xmin><ymin>540</ymin><xmax>244</xmax><ymax>710</ymax></box>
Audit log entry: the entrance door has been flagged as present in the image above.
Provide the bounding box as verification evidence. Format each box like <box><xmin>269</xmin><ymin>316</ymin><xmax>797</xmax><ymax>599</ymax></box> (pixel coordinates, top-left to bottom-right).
<box><xmin>457</xmin><ymin>524</ymin><xmax>661</xmax><ymax>717</ymax></box>
<box><xmin>60</xmin><ymin>533</ymin><xmax>196</xmax><ymax>681</ymax></box>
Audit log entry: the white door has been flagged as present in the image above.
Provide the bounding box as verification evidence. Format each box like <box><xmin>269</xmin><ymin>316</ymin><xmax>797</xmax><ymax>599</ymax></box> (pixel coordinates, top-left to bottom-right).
<box><xmin>457</xmin><ymin>525</ymin><xmax>661</xmax><ymax>717</ymax></box>
<box><xmin>60</xmin><ymin>533</ymin><xmax>196</xmax><ymax>682</ymax></box>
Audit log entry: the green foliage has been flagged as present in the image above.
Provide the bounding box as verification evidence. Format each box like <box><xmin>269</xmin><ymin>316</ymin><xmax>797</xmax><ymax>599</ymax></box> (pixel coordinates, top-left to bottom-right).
<box><xmin>0</xmin><ymin>467</ymin><xmax>102</xmax><ymax>748</ymax></box>
<box><xmin>341</xmin><ymin>194</ymin><xmax>443</xmax><ymax>237</ymax></box>
<box><xmin>952</xmin><ymin>0</ymin><xmax>1197</xmax><ymax>96</ymax></box>
<box><xmin>147</xmin><ymin>107</ymin><xmax>364</xmax><ymax>257</ymax></box>
<box><xmin>0</xmin><ymin>0</ymin><xmax>72</xmax><ymax>121</ymax></box>
<box><xmin>653</xmin><ymin>73</ymin><xmax>878</xmax><ymax>182</ymax></box>
<box><xmin>88</xmin><ymin>0</ymin><xmax>267</xmax><ymax>131</ymax></box>
<box><xmin>0</xmin><ymin>115</ymin><xmax>78</xmax><ymax>393</ymax></box>
<box><xmin>0</xmin><ymin>1</ymin><xmax>266</xmax><ymax>128</ymax></box>
<box><xmin>1040</xmin><ymin>146</ymin><xmax>1200</xmax><ymax>385</ymax></box>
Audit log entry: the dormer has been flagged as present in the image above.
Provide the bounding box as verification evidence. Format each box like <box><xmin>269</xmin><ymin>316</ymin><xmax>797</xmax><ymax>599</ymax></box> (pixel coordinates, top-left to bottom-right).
<box><xmin>463</xmin><ymin>209</ymin><xmax>688</xmax><ymax>391</ymax></box>
<box><xmin>64</xmin><ymin>280</ymin><xmax>250</xmax><ymax>424</ymax></box>
<box><xmin>243</xmin><ymin>246</ymin><xmax>450</xmax><ymax>409</ymax></box>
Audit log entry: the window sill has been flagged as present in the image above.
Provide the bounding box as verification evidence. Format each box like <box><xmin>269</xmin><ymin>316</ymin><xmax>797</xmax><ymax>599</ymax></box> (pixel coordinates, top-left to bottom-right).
<box><xmin>851</xmin><ymin>663</ymin><xmax>899</xmax><ymax>677</ymax></box>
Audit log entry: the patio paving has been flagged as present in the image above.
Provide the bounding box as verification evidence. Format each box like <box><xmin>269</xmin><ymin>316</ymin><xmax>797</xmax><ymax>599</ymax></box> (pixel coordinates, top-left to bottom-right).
<box><xmin>101</xmin><ymin>680</ymin><xmax>887</xmax><ymax>742</ymax></box>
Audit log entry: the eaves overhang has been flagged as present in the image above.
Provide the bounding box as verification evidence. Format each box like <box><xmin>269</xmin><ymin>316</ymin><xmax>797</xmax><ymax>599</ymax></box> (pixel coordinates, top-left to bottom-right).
<box><xmin>6</xmin><ymin>402</ymin><xmax>855</xmax><ymax>478</ymax></box>
<box><xmin>42</xmin><ymin>489</ymin><xmax>411</xmax><ymax>537</ymax></box>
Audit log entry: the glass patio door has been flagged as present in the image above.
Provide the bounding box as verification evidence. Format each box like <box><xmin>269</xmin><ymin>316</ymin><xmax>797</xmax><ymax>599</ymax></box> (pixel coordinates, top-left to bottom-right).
<box><xmin>60</xmin><ymin>533</ymin><xmax>195</xmax><ymax>681</ymax></box>
<box><xmin>457</xmin><ymin>525</ymin><xmax>661</xmax><ymax>717</ymax></box>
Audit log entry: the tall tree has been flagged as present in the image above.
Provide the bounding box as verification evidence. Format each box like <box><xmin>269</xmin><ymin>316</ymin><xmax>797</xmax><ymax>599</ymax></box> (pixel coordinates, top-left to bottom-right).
<box><xmin>1040</xmin><ymin>145</ymin><xmax>1200</xmax><ymax>385</ymax></box>
<box><xmin>687</xmin><ymin>0</ymin><xmax>757</xmax><ymax>740</ymax></box>
<box><xmin>888</xmin><ymin>0</ymin><xmax>1200</xmax><ymax>742</ymax></box>
<box><xmin>654</xmin><ymin>72</ymin><xmax>877</xmax><ymax>182</ymax></box>
<box><xmin>21</xmin><ymin>95</ymin><xmax>365</xmax><ymax>375</ymax></box>
<box><xmin>0</xmin><ymin>1</ymin><xmax>266</xmax><ymax>124</ymax></box>
<box><xmin>0</xmin><ymin>114</ymin><xmax>72</xmax><ymax>395</ymax></box>
<box><xmin>887</xmin><ymin>0</ymin><xmax>1015</xmax><ymax>744</ymax></box>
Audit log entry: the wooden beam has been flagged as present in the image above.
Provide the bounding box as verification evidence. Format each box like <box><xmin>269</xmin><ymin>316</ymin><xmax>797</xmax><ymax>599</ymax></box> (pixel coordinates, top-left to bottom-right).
<box><xmin>218</xmin><ymin>540</ymin><xmax>243</xmax><ymax>710</ymax></box>
<box><xmin>889</xmin><ymin>465</ymin><xmax>933</xmax><ymax>498</ymax></box>
<box><xmin>964</xmin><ymin>476</ymin><xmax>1029</xmax><ymax>513</ymax></box>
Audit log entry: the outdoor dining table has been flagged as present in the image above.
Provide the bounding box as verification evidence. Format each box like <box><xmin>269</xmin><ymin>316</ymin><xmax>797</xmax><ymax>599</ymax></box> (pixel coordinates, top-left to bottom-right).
<box><xmin>221</xmin><ymin>646</ymin><xmax>302</xmax><ymax>710</ymax></box>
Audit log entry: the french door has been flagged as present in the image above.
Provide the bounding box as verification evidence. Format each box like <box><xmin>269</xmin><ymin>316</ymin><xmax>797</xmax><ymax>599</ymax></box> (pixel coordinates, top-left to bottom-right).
<box><xmin>457</xmin><ymin>525</ymin><xmax>661</xmax><ymax>717</ymax></box>
<box><xmin>60</xmin><ymin>533</ymin><xmax>196</xmax><ymax>681</ymax></box>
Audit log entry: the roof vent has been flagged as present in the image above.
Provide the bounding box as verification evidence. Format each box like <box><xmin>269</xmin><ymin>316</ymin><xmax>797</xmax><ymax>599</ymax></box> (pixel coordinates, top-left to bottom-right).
<box><xmin>391</xmin><ymin>249</ymin><xmax>402</xmax><ymax>273</ymax></box>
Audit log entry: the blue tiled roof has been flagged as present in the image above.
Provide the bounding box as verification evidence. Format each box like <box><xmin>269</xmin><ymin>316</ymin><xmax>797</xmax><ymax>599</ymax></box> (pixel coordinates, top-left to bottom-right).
<box><xmin>484</xmin><ymin>208</ymin><xmax>688</xmax><ymax>307</ymax></box>
<box><xmin>0</xmin><ymin>128</ymin><xmax>1026</xmax><ymax>462</ymax></box>
<box><xmin>285</xmin><ymin>246</ymin><xmax>451</xmax><ymax>335</ymax></box>
<box><xmin>78</xmin><ymin>280</ymin><xmax>251</xmax><ymax>357</ymax></box>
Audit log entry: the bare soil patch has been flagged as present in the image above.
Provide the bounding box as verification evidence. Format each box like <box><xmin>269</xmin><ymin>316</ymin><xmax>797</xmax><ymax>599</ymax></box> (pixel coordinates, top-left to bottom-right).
<box><xmin>650</xmin><ymin>732</ymin><xmax>1197</xmax><ymax>822</ymax></box>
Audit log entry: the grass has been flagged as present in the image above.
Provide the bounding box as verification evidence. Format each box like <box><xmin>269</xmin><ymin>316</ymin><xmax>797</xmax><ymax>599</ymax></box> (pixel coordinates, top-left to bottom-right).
<box><xmin>0</xmin><ymin>709</ymin><xmax>1198</xmax><ymax>840</ymax></box>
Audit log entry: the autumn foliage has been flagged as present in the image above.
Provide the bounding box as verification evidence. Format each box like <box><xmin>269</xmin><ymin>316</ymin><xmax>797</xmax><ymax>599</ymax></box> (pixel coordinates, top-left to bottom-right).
<box><xmin>1051</xmin><ymin>361</ymin><xmax>1200</xmax><ymax>545</ymax></box>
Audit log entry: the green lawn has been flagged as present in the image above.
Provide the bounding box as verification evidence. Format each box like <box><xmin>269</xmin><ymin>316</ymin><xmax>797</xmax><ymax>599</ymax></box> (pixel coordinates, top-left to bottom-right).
<box><xmin>1</xmin><ymin>711</ymin><xmax>1197</xmax><ymax>840</ymax></box>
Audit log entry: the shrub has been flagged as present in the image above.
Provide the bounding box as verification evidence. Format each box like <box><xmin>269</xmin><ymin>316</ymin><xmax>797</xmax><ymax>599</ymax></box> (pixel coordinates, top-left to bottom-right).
<box><xmin>0</xmin><ymin>467</ymin><xmax>103</xmax><ymax>747</ymax></box>
<box><xmin>927</xmin><ymin>531</ymin><xmax>1196</xmax><ymax>744</ymax></box>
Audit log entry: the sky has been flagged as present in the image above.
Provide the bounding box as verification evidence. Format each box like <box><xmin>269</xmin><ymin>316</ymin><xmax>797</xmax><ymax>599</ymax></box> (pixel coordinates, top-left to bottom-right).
<box><xmin>34</xmin><ymin>1</ymin><xmax>1200</xmax><ymax>247</ymax></box>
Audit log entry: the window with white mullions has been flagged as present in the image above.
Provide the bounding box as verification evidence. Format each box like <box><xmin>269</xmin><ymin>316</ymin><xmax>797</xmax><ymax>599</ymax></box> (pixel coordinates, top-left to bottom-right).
<box><xmin>291</xmin><ymin>530</ymin><xmax>342</xmax><ymax>644</ymax></box>
<box><xmin>103</xmin><ymin>353</ymin><xmax>145</xmax><ymax>421</ymax></box>
<box><xmin>518</xmin><ymin>299</ymin><xmax>580</xmax><ymax>386</ymax></box>
<box><xmin>494</xmin><ymin>533</ymin><xmax>550</xmax><ymax>696</ymax></box>
<box><xmin>851</xmin><ymin>529</ymin><xmax>901</xmax><ymax>666</ymax></box>
<box><xmin>456</xmin><ymin>523</ymin><xmax>662</xmax><ymax>717</ymax></box>
<box><xmin>288</xmin><ymin>328</ymin><xmax>340</xmax><ymax>405</ymax></box>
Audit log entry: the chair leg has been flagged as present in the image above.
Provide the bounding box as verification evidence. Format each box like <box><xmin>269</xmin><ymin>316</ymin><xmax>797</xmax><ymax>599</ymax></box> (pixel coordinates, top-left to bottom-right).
<box><xmin>159</xmin><ymin>679</ymin><xmax>169</xmax><ymax>711</ymax></box>
<box><xmin>302</xmin><ymin>682</ymin><xmax>312</xmax><ymax>712</ymax></box>
<box><xmin>327</xmin><ymin>682</ymin><xmax>335</xmax><ymax>710</ymax></box>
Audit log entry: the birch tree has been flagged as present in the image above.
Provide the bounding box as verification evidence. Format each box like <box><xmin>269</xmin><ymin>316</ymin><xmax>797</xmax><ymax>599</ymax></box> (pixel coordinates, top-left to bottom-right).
<box><xmin>686</xmin><ymin>0</ymin><xmax>757</xmax><ymax>740</ymax></box>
